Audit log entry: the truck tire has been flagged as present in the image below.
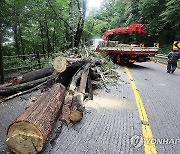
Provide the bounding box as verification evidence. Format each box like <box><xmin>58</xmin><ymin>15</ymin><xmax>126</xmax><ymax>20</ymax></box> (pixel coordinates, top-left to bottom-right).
<box><xmin>109</xmin><ymin>54</ymin><xmax>116</xmax><ymax>63</ymax></box>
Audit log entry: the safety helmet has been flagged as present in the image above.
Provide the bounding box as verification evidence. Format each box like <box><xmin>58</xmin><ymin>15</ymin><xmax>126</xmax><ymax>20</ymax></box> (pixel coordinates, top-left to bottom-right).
<box><xmin>173</xmin><ymin>47</ymin><xmax>179</xmax><ymax>51</ymax></box>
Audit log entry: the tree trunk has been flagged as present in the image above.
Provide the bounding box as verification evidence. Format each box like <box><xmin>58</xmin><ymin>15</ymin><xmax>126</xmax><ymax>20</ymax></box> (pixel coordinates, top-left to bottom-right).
<box><xmin>13</xmin><ymin>0</ymin><xmax>20</xmax><ymax>56</ymax></box>
<box><xmin>39</xmin><ymin>20</ymin><xmax>46</xmax><ymax>57</ymax></box>
<box><xmin>12</xmin><ymin>67</ymin><xmax>54</xmax><ymax>85</ymax></box>
<box><xmin>52</xmin><ymin>27</ymin><xmax>56</xmax><ymax>52</ymax></box>
<box><xmin>0</xmin><ymin>72</ymin><xmax>57</xmax><ymax>96</ymax></box>
<box><xmin>78</xmin><ymin>63</ymin><xmax>90</xmax><ymax>93</ymax></box>
<box><xmin>74</xmin><ymin>0</ymin><xmax>87</xmax><ymax>48</ymax></box>
<box><xmin>6</xmin><ymin>83</ymin><xmax>66</xmax><ymax>154</ymax></box>
<box><xmin>19</xmin><ymin>24</ymin><xmax>25</xmax><ymax>60</ymax></box>
<box><xmin>69</xmin><ymin>92</ymin><xmax>84</xmax><ymax>123</ymax></box>
<box><xmin>53</xmin><ymin>56</ymin><xmax>67</xmax><ymax>73</ymax></box>
<box><xmin>44</xmin><ymin>14</ymin><xmax>53</xmax><ymax>57</ymax></box>
<box><xmin>13</xmin><ymin>25</ymin><xmax>20</xmax><ymax>55</ymax></box>
<box><xmin>87</xmin><ymin>74</ymin><xmax>93</xmax><ymax>100</ymax></box>
<box><xmin>0</xmin><ymin>35</ymin><xmax>4</xmax><ymax>84</ymax></box>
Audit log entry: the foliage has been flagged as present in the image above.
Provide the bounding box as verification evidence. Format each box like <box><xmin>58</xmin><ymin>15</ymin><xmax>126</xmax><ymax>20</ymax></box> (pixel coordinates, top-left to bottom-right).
<box><xmin>2</xmin><ymin>0</ymin><xmax>180</xmax><ymax>56</ymax></box>
<box><xmin>84</xmin><ymin>0</ymin><xmax>180</xmax><ymax>51</ymax></box>
<box><xmin>1</xmin><ymin>0</ymin><xmax>180</xmax><ymax>81</ymax></box>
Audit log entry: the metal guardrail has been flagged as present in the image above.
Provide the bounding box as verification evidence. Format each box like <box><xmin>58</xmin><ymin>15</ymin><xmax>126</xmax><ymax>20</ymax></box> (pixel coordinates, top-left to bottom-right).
<box><xmin>155</xmin><ymin>54</ymin><xmax>168</xmax><ymax>59</ymax></box>
<box><xmin>155</xmin><ymin>54</ymin><xmax>180</xmax><ymax>61</ymax></box>
<box><xmin>154</xmin><ymin>54</ymin><xmax>180</xmax><ymax>68</ymax></box>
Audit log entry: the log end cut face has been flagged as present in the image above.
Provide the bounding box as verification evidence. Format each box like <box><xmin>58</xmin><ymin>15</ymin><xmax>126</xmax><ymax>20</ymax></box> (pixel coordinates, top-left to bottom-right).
<box><xmin>53</xmin><ymin>56</ymin><xmax>67</xmax><ymax>73</ymax></box>
<box><xmin>69</xmin><ymin>110</ymin><xmax>83</xmax><ymax>123</ymax></box>
<box><xmin>6</xmin><ymin>121</ymin><xmax>44</xmax><ymax>154</ymax></box>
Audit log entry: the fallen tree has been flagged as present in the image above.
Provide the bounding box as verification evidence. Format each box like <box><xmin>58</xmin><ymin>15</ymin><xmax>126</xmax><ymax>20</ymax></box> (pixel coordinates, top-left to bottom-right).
<box><xmin>0</xmin><ymin>72</ymin><xmax>58</xmax><ymax>96</ymax></box>
<box><xmin>12</xmin><ymin>67</ymin><xmax>54</xmax><ymax>85</ymax></box>
<box><xmin>6</xmin><ymin>83</ymin><xmax>66</xmax><ymax>154</ymax></box>
<box><xmin>62</xmin><ymin>63</ymin><xmax>92</xmax><ymax>125</ymax></box>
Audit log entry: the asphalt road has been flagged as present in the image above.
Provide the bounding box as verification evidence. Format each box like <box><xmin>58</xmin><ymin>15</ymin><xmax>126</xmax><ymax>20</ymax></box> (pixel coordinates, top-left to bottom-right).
<box><xmin>126</xmin><ymin>62</ymin><xmax>180</xmax><ymax>153</ymax></box>
<box><xmin>1</xmin><ymin>61</ymin><xmax>180</xmax><ymax>154</ymax></box>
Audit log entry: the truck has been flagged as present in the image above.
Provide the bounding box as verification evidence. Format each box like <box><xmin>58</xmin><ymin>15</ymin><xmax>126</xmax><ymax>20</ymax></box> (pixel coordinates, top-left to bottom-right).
<box><xmin>94</xmin><ymin>24</ymin><xmax>159</xmax><ymax>63</ymax></box>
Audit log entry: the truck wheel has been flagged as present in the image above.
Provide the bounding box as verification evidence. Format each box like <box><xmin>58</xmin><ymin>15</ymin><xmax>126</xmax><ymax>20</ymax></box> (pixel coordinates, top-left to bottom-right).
<box><xmin>109</xmin><ymin>54</ymin><xmax>116</xmax><ymax>63</ymax></box>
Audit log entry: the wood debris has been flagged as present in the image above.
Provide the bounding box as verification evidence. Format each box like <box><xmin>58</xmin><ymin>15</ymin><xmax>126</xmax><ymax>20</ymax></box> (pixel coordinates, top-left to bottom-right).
<box><xmin>4</xmin><ymin>55</ymin><xmax>105</xmax><ymax>154</ymax></box>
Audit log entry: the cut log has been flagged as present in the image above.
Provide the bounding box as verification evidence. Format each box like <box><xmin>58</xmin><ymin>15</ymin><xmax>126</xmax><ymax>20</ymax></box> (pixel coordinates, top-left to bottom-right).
<box><xmin>6</xmin><ymin>83</ymin><xmax>66</xmax><ymax>154</ymax></box>
<box><xmin>57</xmin><ymin>60</ymin><xmax>86</xmax><ymax>87</ymax></box>
<box><xmin>0</xmin><ymin>77</ymin><xmax>54</xmax><ymax>103</ymax></box>
<box><xmin>53</xmin><ymin>56</ymin><xmax>102</xmax><ymax>75</ymax></box>
<box><xmin>12</xmin><ymin>67</ymin><xmax>54</xmax><ymax>85</ymax></box>
<box><xmin>68</xmin><ymin>69</ymin><xmax>84</xmax><ymax>95</ymax></box>
<box><xmin>61</xmin><ymin>67</ymin><xmax>84</xmax><ymax>125</ymax></box>
<box><xmin>87</xmin><ymin>75</ymin><xmax>93</xmax><ymax>100</ymax></box>
<box><xmin>0</xmin><ymin>82</ymin><xmax>12</xmax><ymax>88</ymax></box>
<box><xmin>53</xmin><ymin>56</ymin><xmax>67</xmax><ymax>73</ymax></box>
<box><xmin>0</xmin><ymin>73</ymin><xmax>58</xmax><ymax>96</ymax></box>
<box><xmin>69</xmin><ymin>93</ymin><xmax>84</xmax><ymax>123</ymax></box>
<box><xmin>78</xmin><ymin>63</ymin><xmax>91</xmax><ymax>93</ymax></box>
<box><xmin>61</xmin><ymin>92</ymin><xmax>73</xmax><ymax>125</ymax></box>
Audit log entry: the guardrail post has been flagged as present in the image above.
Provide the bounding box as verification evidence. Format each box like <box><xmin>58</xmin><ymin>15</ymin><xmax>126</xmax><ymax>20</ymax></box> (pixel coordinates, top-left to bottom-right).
<box><xmin>0</xmin><ymin>43</ymin><xmax>4</xmax><ymax>84</ymax></box>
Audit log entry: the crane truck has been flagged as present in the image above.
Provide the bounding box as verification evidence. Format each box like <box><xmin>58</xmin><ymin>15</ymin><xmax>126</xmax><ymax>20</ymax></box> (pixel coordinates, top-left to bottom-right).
<box><xmin>94</xmin><ymin>24</ymin><xmax>158</xmax><ymax>63</ymax></box>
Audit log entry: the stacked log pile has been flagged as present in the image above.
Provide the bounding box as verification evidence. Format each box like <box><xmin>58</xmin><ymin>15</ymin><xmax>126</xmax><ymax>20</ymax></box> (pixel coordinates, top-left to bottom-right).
<box><xmin>3</xmin><ymin>55</ymin><xmax>103</xmax><ymax>154</ymax></box>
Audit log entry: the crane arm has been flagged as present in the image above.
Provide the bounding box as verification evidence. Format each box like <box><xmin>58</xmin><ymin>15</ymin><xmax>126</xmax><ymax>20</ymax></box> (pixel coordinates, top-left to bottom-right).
<box><xmin>102</xmin><ymin>24</ymin><xmax>147</xmax><ymax>41</ymax></box>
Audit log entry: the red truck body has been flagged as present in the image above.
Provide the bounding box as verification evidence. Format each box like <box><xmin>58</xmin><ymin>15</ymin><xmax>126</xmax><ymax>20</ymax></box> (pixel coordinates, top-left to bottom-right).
<box><xmin>96</xmin><ymin>24</ymin><xmax>158</xmax><ymax>63</ymax></box>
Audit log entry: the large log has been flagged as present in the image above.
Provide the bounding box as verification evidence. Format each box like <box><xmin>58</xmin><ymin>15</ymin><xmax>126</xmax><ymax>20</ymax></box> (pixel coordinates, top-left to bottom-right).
<box><xmin>61</xmin><ymin>65</ymin><xmax>85</xmax><ymax>125</ymax></box>
<box><xmin>87</xmin><ymin>75</ymin><xmax>93</xmax><ymax>100</ymax></box>
<box><xmin>69</xmin><ymin>92</ymin><xmax>84</xmax><ymax>123</ymax></box>
<box><xmin>61</xmin><ymin>68</ymin><xmax>84</xmax><ymax>125</ymax></box>
<box><xmin>12</xmin><ymin>67</ymin><xmax>54</xmax><ymax>85</ymax></box>
<box><xmin>78</xmin><ymin>63</ymin><xmax>91</xmax><ymax>93</ymax></box>
<box><xmin>69</xmin><ymin>63</ymin><xmax>91</xmax><ymax>123</ymax></box>
<box><xmin>6</xmin><ymin>83</ymin><xmax>66</xmax><ymax>154</ymax></box>
<box><xmin>61</xmin><ymin>92</ymin><xmax>73</xmax><ymax>125</ymax></box>
<box><xmin>53</xmin><ymin>56</ymin><xmax>67</xmax><ymax>73</ymax></box>
<box><xmin>0</xmin><ymin>73</ymin><xmax>58</xmax><ymax>96</ymax></box>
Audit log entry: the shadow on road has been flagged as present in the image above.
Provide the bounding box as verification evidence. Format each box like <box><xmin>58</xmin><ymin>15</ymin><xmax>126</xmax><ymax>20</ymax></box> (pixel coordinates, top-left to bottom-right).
<box><xmin>119</xmin><ymin>63</ymin><xmax>150</xmax><ymax>69</ymax></box>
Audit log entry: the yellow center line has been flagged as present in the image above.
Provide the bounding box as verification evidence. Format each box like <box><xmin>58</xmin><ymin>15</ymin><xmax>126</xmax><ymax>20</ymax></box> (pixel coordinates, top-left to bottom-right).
<box><xmin>125</xmin><ymin>67</ymin><xmax>157</xmax><ymax>154</ymax></box>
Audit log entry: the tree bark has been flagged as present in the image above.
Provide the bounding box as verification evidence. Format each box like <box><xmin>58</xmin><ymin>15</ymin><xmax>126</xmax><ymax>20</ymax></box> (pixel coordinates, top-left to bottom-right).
<box><xmin>13</xmin><ymin>24</ymin><xmax>20</xmax><ymax>55</ymax></box>
<box><xmin>78</xmin><ymin>63</ymin><xmax>90</xmax><ymax>93</ymax></box>
<box><xmin>0</xmin><ymin>28</ymin><xmax>4</xmax><ymax>84</ymax></box>
<box><xmin>87</xmin><ymin>74</ymin><xmax>93</xmax><ymax>100</ymax></box>
<box><xmin>6</xmin><ymin>83</ymin><xmax>66</xmax><ymax>154</ymax></box>
<box><xmin>61</xmin><ymin>66</ymin><xmax>84</xmax><ymax>125</ymax></box>
<box><xmin>69</xmin><ymin>92</ymin><xmax>84</xmax><ymax>123</ymax></box>
<box><xmin>74</xmin><ymin>0</ymin><xmax>87</xmax><ymax>48</ymax></box>
<box><xmin>44</xmin><ymin>14</ymin><xmax>53</xmax><ymax>57</ymax></box>
<box><xmin>1</xmin><ymin>72</ymin><xmax>57</xmax><ymax>96</ymax></box>
<box><xmin>39</xmin><ymin>19</ymin><xmax>46</xmax><ymax>57</ymax></box>
<box><xmin>52</xmin><ymin>27</ymin><xmax>56</xmax><ymax>52</ymax></box>
<box><xmin>13</xmin><ymin>0</ymin><xmax>20</xmax><ymax>56</ymax></box>
<box><xmin>19</xmin><ymin>24</ymin><xmax>25</xmax><ymax>60</ymax></box>
<box><xmin>12</xmin><ymin>67</ymin><xmax>54</xmax><ymax>85</ymax></box>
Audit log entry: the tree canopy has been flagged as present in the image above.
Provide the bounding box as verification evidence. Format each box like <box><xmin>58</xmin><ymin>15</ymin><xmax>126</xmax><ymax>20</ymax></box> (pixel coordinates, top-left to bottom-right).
<box><xmin>84</xmin><ymin>0</ymin><xmax>180</xmax><ymax>46</ymax></box>
<box><xmin>1</xmin><ymin>0</ymin><xmax>180</xmax><ymax>56</ymax></box>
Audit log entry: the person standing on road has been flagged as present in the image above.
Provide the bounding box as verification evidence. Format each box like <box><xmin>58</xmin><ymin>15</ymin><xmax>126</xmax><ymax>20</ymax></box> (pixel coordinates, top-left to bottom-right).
<box><xmin>167</xmin><ymin>47</ymin><xmax>180</xmax><ymax>73</ymax></box>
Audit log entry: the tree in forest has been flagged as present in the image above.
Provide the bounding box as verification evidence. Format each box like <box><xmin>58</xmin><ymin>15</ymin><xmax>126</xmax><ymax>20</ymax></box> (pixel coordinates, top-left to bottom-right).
<box><xmin>138</xmin><ymin>0</ymin><xmax>167</xmax><ymax>44</ymax></box>
<box><xmin>160</xmin><ymin>0</ymin><xmax>180</xmax><ymax>43</ymax></box>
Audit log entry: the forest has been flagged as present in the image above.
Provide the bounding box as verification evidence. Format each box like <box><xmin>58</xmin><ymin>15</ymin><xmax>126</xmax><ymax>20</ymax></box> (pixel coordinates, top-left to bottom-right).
<box><xmin>0</xmin><ymin>0</ymin><xmax>180</xmax><ymax>82</ymax></box>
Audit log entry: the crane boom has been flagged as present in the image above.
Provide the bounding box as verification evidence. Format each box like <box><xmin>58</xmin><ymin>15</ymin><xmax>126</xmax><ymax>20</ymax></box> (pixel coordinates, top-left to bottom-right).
<box><xmin>102</xmin><ymin>24</ymin><xmax>147</xmax><ymax>41</ymax></box>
